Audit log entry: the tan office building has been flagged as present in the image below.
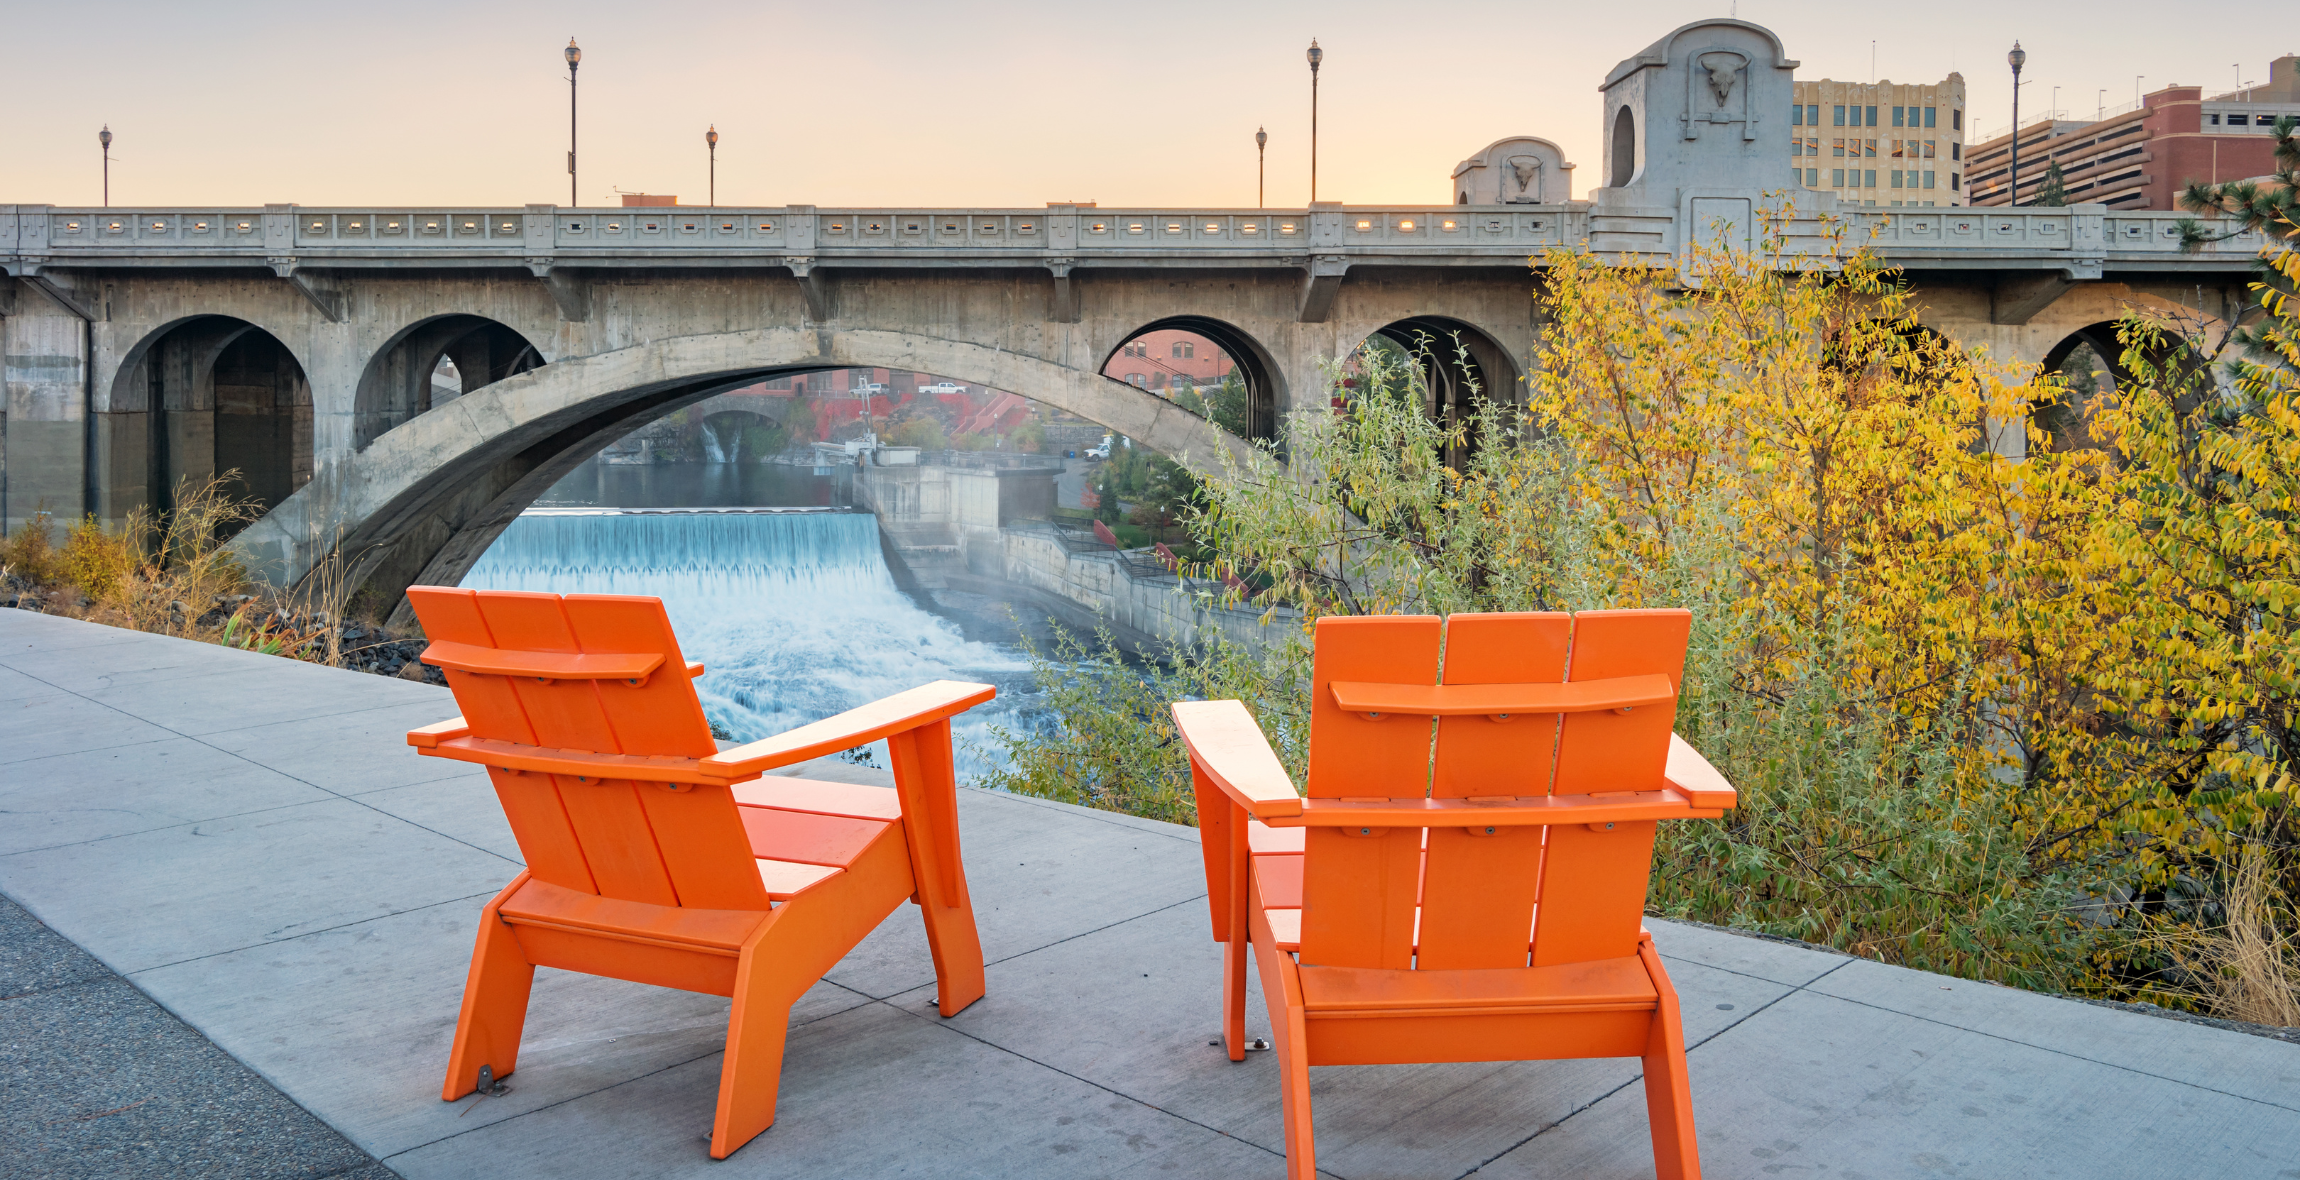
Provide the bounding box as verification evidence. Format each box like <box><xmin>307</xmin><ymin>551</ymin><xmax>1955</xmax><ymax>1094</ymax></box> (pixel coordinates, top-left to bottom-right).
<box><xmin>1790</xmin><ymin>76</ymin><xmax>1968</xmax><ymax>208</ymax></box>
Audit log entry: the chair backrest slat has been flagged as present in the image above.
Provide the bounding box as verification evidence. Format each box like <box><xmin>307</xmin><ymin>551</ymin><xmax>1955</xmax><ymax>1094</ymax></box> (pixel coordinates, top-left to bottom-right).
<box><xmin>1418</xmin><ymin>612</ymin><xmax>1568</xmax><ymax>970</ymax></box>
<box><xmin>1529</xmin><ymin>609</ymin><xmax>1689</xmax><ymax>967</ymax></box>
<box><xmin>1300</xmin><ymin>616</ymin><xmax>1438</xmax><ymax>969</ymax></box>
<box><xmin>1297</xmin><ymin>608</ymin><xmax>1690</xmax><ymax>973</ymax></box>
<box><xmin>409</xmin><ymin>587</ymin><xmax>768</xmax><ymax>913</ymax></box>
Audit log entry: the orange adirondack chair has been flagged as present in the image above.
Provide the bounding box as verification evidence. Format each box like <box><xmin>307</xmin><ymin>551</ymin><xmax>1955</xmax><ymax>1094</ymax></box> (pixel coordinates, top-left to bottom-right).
<box><xmin>401</xmin><ymin>586</ymin><xmax>992</xmax><ymax>1159</ymax></box>
<box><xmin>1174</xmin><ymin>610</ymin><xmax>1738</xmax><ymax>1180</ymax></box>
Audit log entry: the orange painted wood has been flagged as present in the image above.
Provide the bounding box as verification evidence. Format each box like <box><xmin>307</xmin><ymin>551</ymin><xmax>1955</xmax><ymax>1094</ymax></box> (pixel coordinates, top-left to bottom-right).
<box><xmin>756</xmin><ymin>860</ymin><xmax>842</xmax><ymax>900</ymax></box>
<box><xmin>1329</xmin><ymin>674</ymin><xmax>1674</xmax><ymax>717</ymax></box>
<box><xmin>1304</xmin><ymin>615</ymin><xmax>1441</xmax><ymax>799</ymax></box>
<box><xmin>1175</xmin><ymin>608</ymin><xmax>1730</xmax><ymax>1180</ymax></box>
<box><xmin>701</xmin><ymin>681</ymin><xmax>996</xmax><ymax>778</ymax></box>
<box><xmin>421</xmin><ymin>640</ymin><xmax>664</xmax><ymax>681</ymax></box>
<box><xmin>733</xmin><ymin>778</ymin><xmax>904</xmax><ymax>821</ymax></box>
<box><xmin>1170</xmin><ymin>699</ymin><xmax>1303</xmax><ymax>818</ymax></box>
<box><xmin>739</xmin><ymin>808</ymin><xmax>891</xmax><ymax>868</ymax></box>
<box><xmin>405</xmin><ymin>587</ymin><xmax>993</xmax><ymax>1161</ymax></box>
<box><xmin>1665</xmin><ymin>733</ymin><xmax>1738</xmax><ymax>809</ymax></box>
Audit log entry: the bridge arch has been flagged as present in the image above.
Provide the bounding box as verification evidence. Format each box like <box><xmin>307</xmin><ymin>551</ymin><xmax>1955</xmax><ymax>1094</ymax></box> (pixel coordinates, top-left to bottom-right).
<box><xmin>353</xmin><ymin>314</ymin><xmax>545</xmax><ymax>451</ymax></box>
<box><xmin>1349</xmin><ymin>315</ymin><xmax>1523</xmax><ymax>467</ymax></box>
<box><xmin>104</xmin><ymin>314</ymin><xmax>313</xmax><ymax>523</ymax></box>
<box><xmin>230</xmin><ymin>325</ymin><xmax>1260</xmax><ymax>623</ymax></box>
<box><xmin>1100</xmin><ymin>314</ymin><xmax>1282</xmax><ymax>444</ymax></box>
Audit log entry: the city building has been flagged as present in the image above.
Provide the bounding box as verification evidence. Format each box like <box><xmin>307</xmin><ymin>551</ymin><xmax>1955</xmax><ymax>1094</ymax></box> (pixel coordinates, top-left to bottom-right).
<box><xmin>1968</xmin><ymin>55</ymin><xmax>2300</xmax><ymax>208</ymax></box>
<box><xmin>1789</xmin><ymin>75</ymin><xmax>1968</xmax><ymax>208</ymax></box>
<box><xmin>1104</xmin><ymin>329</ymin><xmax>1234</xmax><ymax>392</ymax></box>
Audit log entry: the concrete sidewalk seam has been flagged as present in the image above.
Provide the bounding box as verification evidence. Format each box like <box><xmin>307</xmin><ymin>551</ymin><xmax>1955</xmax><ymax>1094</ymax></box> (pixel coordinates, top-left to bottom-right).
<box><xmin>969</xmin><ymin>786</ymin><xmax>1205</xmax><ymax>846</ymax></box>
<box><xmin>1452</xmin><ymin>957</ymin><xmax>1852</xmax><ymax>1179</ymax></box>
<box><xmin>0</xmin><ymin>659</ymin><xmax>526</xmax><ymax>869</ymax></box>
<box><xmin>871</xmin><ymin>989</ymin><xmax>1304</xmax><ymax>1172</ymax></box>
<box><xmin>1809</xmin><ymin>987</ymin><xmax>2300</xmax><ymax>1114</ymax></box>
<box><xmin>121</xmin><ymin>889</ymin><xmax>504</xmax><ymax>979</ymax></box>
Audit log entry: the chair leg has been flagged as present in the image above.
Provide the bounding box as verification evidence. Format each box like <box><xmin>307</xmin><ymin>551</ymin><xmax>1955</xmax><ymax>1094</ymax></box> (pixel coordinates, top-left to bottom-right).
<box><xmin>441</xmin><ymin>888</ymin><xmax>536</xmax><ymax>1102</ymax></box>
<box><xmin>1272</xmin><ymin>1003</ymin><xmax>1317</xmax><ymax>1180</ymax></box>
<box><xmin>1639</xmin><ymin>940</ymin><xmax>1702</xmax><ymax>1180</ymax></box>
<box><xmin>1222</xmin><ymin>933</ymin><xmax>1248</xmax><ymax>1061</ymax></box>
<box><xmin>712</xmin><ymin>944</ymin><xmax>795</xmax><ymax>1160</ymax></box>
<box><xmin>915</xmin><ymin>887</ymin><xmax>986</xmax><ymax>1019</ymax></box>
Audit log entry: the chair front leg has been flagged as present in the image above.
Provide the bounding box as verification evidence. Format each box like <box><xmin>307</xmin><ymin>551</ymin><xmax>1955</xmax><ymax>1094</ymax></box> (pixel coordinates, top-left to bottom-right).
<box><xmin>888</xmin><ymin>722</ymin><xmax>986</xmax><ymax>1017</ymax></box>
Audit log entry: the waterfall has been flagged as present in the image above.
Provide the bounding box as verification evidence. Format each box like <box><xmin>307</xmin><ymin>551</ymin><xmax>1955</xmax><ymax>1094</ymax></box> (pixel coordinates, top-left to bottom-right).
<box><xmin>702</xmin><ymin>418</ymin><xmax>735</xmax><ymax>463</ymax></box>
<box><xmin>461</xmin><ymin>509</ymin><xmax>1030</xmax><ymax>778</ymax></box>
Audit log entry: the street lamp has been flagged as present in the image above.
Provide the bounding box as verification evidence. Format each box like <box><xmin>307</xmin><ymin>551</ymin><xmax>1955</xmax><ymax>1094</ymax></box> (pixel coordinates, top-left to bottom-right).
<box><xmin>98</xmin><ymin>125</ymin><xmax>112</xmax><ymax>207</ymax></box>
<box><xmin>565</xmin><ymin>38</ymin><xmax>582</xmax><ymax>206</ymax></box>
<box><xmin>1307</xmin><ymin>39</ymin><xmax>1322</xmax><ymax>203</ymax></box>
<box><xmin>2007</xmin><ymin>41</ymin><xmax>2026</xmax><ymax>207</ymax></box>
<box><xmin>1256</xmin><ymin>126</ymin><xmax>1267</xmax><ymax>208</ymax></box>
<box><xmin>706</xmin><ymin>125</ymin><xmax>719</xmax><ymax>207</ymax></box>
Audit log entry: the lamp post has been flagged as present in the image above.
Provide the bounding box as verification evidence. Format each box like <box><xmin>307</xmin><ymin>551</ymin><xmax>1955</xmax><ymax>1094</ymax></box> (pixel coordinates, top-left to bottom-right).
<box><xmin>1307</xmin><ymin>39</ymin><xmax>1322</xmax><ymax>203</ymax></box>
<box><xmin>98</xmin><ymin>126</ymin><xmax>112</xmax><ymax>207</ymax></box>
<box><xmin>2007</xmin><ymin>41</ymin><xmax>2025</xmax><ymax>207</ymax></box>
<box><xmin>565</xmin><ymin>38</ymin><xmax>582</xmax><ymax>206</ymax></box>
<box><xmin>1256</xmin><ymin>126</ymin><xmax>1267</xmax><ymax>208</ymax></box>
<box><xmin>706</xmin><ymin>125</ymin><xmax>718</xmax><ymax>207</ymax></box>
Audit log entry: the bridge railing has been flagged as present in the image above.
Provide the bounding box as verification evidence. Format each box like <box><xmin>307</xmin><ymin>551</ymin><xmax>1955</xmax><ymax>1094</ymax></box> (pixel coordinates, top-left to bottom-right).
<box><xmin>0</xmin><ymin>202</ymin><xmax>2262</xmax><ymax>272</ymax></box>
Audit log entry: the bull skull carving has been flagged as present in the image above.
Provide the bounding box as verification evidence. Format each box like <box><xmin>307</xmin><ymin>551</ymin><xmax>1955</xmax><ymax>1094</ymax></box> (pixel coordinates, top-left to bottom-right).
<box><xmin>1506</xmin><ymin>155</ymin><xmax>1542</xmax><ymax>198</ymax></box>
<box><xmin>1697</xmin><ymin>52</ymin><xmax>1741</xmax><ymax>106</ymax></box>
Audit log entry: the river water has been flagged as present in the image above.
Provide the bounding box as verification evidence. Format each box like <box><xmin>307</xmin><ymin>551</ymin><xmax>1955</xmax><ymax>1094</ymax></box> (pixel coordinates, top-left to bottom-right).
<box><xmin>460</xmin><ymin>458</ymin><xmax>1039</xmax><ymax>781</ymax></box>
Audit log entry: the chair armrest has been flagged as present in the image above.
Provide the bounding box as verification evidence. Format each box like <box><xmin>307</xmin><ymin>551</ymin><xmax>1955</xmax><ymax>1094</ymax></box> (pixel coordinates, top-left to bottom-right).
<box><xmin>1271</xmin><ymin>789</ymin><xmax>1722</xmax><ymax>828</ymax></box>
<box><xmin>1664</xmin><ymin>733</ymin><xmax>1737</xmax><ymax>810</ymax></box>
<box><xmin>699</xmin><ymin>680</ymin><xmax>996</xmax><ymax>778</ymax></box>
<box><xmin>407</xmin><ymin>716</ymin><xmax>472</xmax><ymax>748</ymax></box>
<box><xmin>687</xmin><ymin>661</ymin><xmax>705</xmax><ymax>678</ymax></box>
<box><xmin>1172</xmin><ymin>700</ymin><xmax>1303</xmax><ymax>820</ymax></box>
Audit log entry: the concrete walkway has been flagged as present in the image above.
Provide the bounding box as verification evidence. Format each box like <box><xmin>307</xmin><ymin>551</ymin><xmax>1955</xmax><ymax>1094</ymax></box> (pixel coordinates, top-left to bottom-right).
<box><xmin>3</xmin><ymin>609</ymin><xmax>2296</xmax><ymax>1179</ymax></box>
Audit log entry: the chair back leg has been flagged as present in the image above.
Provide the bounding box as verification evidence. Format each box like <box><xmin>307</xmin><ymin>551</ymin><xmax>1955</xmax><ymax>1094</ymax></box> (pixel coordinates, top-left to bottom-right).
<box><xmin>1638</xmin><ymin>938</ymin><xmax>1702</xmax><ymax>1180</ymax></box>
<box><xmin>442</xmin><ymin>876</ymin><xmax>538</xmax><ymax>1101</ymax></box>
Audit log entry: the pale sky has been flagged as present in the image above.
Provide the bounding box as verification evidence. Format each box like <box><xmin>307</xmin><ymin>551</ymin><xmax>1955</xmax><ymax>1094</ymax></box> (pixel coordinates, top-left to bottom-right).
<box><xmin>6</xmin><ymin>1</ymin><xmax>2282</xmax><ymax>210</ymax></box>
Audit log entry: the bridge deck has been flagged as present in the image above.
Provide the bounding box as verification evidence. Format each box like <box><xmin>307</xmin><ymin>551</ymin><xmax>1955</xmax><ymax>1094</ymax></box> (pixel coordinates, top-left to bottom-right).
<box><xmin>2</xmin><ymin>609</ymin><xmax>2295</xmax><ymax>1179</ymax></box>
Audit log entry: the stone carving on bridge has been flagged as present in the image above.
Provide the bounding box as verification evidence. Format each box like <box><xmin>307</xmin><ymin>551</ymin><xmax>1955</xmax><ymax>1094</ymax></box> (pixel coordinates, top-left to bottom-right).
<box><xmin>1450</xmin><ymin>137</ymin><xmax>1575</xmax><ymax>205</ymax></box>
<box><xmin>1592</xmin><ymin>18</ymin><xmax>1799</xmax><ymax>210</ymax></box>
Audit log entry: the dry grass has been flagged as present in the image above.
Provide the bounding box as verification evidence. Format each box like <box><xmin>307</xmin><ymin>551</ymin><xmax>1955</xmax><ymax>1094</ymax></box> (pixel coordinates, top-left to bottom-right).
<box><xmin>2207</xmin><ymin>848</ymin><xmax>2300</xmax><ymax>1027</ymax></box>
<box><xmin>5</xmin><ymin>474</ymin><xmax>331</xmax><ymax>661</ymax></box>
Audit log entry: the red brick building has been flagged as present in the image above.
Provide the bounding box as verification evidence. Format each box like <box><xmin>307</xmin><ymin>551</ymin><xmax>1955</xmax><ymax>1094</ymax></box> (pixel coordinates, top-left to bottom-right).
<box><xmin>1969</xmin><ymin>55</ymin><xmax>2299</xmax><ymax>208</ymax></box>
<box><xmin>1101</xmin><ymin>329</ymin><xmax>1236</xmax><ymax>392</ymax></box>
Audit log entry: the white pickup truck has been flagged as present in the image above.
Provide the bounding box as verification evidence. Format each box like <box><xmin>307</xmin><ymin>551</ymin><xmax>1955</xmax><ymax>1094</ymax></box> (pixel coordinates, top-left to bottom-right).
<box><xmin>918</xmin><ymin>382</ymin><xmax>968</xmax><ymax>396</ymax></box>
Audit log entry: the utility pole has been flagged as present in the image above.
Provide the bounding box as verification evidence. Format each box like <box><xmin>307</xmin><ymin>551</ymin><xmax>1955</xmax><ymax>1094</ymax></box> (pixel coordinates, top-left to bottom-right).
<box><xmin>706</xmin><ymin>125</ymin><xmax>718</xmax><ymax>207</ymax></box>
<box><xmin>1256</xmin><ymin>126</ymin><xmax>1267</xmax><ymax>208</ymax></box>
<box><xmin>1307</xmin><ymin>40</ymin><xmax>1323</xmax><ymax>202</ymax></box>
<box><xmin>566</xmin><ymin>39</ymin><xmax>582</xmax><ymax>206</ymax></box>
<box><xmin>98</xmin><ymin>126</ymin><xmax>112</xmax><ymax>207</ymax></box>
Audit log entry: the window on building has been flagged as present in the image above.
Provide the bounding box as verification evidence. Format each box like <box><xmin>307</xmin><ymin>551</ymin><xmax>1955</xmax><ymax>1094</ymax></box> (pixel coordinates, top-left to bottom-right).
<box><xmin>1865</xmin><ymin>139</ymin><xmax>1878</xmax><ymax>158</ymax></box>
<box><xmin>1173</xmin><ymin>341</ymin><xmax>1194</xmax><ymax>359</ymax></box>
<box><xmin>1952</xmin><ymin>109</ymin><xmax>1963</xmax><ymax>131</ymax></box>
<box><xmin>1792</xmin><ymin>104</ymin><xmax>1805</xmax><ymax>126</ymax></box>
<box><xmin>2208</xmin><ymin>113</ymin><xmax>2221</xmax><ymax>125</ymax></box>
<box><xmin>1834</xmin><ymin>105</ymin><xmax>1846</xmax><ymax>126</ymax></box>
<box><xmin>1807</xmin><ymin>104</ymin><xmax>1821</xmax><ymax>125</ymax></box>
<box><xmin>1832</xmin><ymin>138</ymin><xmax>1845</xmax><ymax>157</ymax></box>
<box><xmin>1894</xmin><ymin>106</ymin><xmax>1906</xmax><ymax>127</ymax></box>
<box><xmin>1925</xmin><ymin>106</ymin><xmax>1937</xmax><ymax>128</ymax></box>
<box><xmin>1865</xmin><ymin>106</ymin><xmax>1878</xmax><ymax>126</ymax></box>
<box><xmin>1127</xmin><ymin>373</ymin><xmax>1146</xmax><ymax>388</ymax></box>
<box><xmin>1925</xmin><ymin>140</ymin><xmax>1937</xmax><ymax>159</ymax></box>
<box><xmin>1950</xmin><ymin>173</ymin><xmax>1961</xmax><ymax>190</ymax></box>
<box><xmin>1925</xmin><ymin>171</ymin><xmax>1936</xmax><ymax>189</ymax></box>
<box><xmin>1792</xmin><ymin>141</ymin><xmax>1803</xmax><ymax>156</ymax></box>
<box><xmin>1891</xmin><ymin>170</ymin><xmax>1902</xmax><ymax>188</ymax></box>
<box><xmin>1833</xmin><ymin>168</ymin><xmax>1846</xmax><ymax>187</ymax></box>
<box><xmin>1807</xmin><ymin>137</ymin><xmax>1819</xmax><ymax>154</ymax></box>
<box><xmin>1865</xmin><ymin>169</ymin><xmax>1877</xmax><ymax>187</ymax></box>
